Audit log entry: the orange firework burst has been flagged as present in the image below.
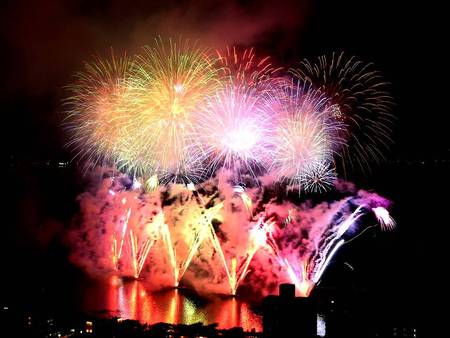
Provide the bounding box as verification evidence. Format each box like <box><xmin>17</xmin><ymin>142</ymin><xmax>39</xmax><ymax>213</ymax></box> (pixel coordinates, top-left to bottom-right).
<box><xmin>64</xmin><ymin>51</ymin><xmax>134</xmax><ymax>172</ymax></box>
<box><xmin>125</xmin><ymin>37</ymin><xmax>221</xmax><ymax>182</ymax></box>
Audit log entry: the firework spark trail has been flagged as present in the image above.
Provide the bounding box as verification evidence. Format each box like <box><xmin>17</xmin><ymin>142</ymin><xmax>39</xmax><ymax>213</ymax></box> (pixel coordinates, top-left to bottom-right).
<box><xmin>229</xmin><ymin>257</ymin><xmax>238</xmax><ymax>296</ymax></box>
<box><xmin>372</xmin><ymin>206</ymin><xmax>396</xmax><ymax>231</ymax></box>
<box><xmin>177</xmin><ymin>232</ymin><xmax>203</xmax><ymax>285</ymax></box>
<box><xmin>282</xmin><ymin>258</ymin><xmax>311</xmax><ymax>297</ymax></box>
<box><xmin>231</xmin><ymin>242</ymin><xmax>259</xmax><ymax>294</ymax></box>
<box><xmin>136</xmin><ymin>239</ymin><xmax>155</xmax><ymax>277</ymax></box>
<box><xmin>311</xmin><ymin>205</ymin><xmax>365</xmax><ymax>283</ymax></box>
<box><xmin>117</xmin><ymin>207</ymin><xmax>131</xmax><ymax>261</ymax></box>
<box><xmin>226</xmin><ymin>218</ymin><xmax>275</xmax><ymax>295</ymax></box>
<box><xmin>282</xmin><ymin>259</ymin><xmax>313</xmax><ymax>297</ymax></box>
<box><xmin>177</xmin><ymin>202</ymin><xmax>224</xmax><ymax>285</ymax></box>
<box><xmin>68</xmin><ymin>170</ymin><xmax>396</xmax><ymax>297</ymax></box>
<box><xmin>311</xmin><ymin>239</ymin><xmax>345</xmax><ymax>284</ymax></box>
<box><xmin>134</xmin><ymin>211</ymin><xmax>166</xmax><ymax>277</ymax></box>
<box><xmin>129</xmin><ymin>229</ymin><xmax>138</xmax><ymax>278</ymax></box>
<box><xmin>112</xmin><ymin>237</ymin><xmax>118</xmax><ymax>267</ymax></box>
<box><xmin>160</xmin><ymin>222</ymin><xmax>179</xmax><ymax>286</ymax></box>
<box><xmin>262</xmin><ymin>219</ymin><xmax>283</xmax><ymax>264</ymax></box>
<box><xmin>188</xmin><ymin>187</ymin><xmax>265</xmax><ymax>295</ymax></box>
<box><xmin>240</xmin><ymin>191</ymin><xmax>253</xmax><ymax>218</ymax></box>
<box><xmin>187</xmin><ymin>189</ymin><xmax>232</xmax><ymax>287</ymax></box>
<box><xmin>233</xmin><ymin>185</ymin><xmax>253</xmax><ymax>219</ymax></box>
<box><xmin>257</xmin><ymin>202</ymin><xmax>368</xmax><ymax>295</ymax></box>
<box><xmin>207</xmin><ymin>217</ymin><xmax>233</xmax><ymax>287</ymax></box>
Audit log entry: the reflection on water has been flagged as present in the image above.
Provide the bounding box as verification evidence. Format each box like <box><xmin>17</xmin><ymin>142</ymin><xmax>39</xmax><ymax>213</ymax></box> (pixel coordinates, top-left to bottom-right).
<box><xmin>82</xmin><ymin>276</ymin><xmax>262</xmax><ymax>331</ymax></box>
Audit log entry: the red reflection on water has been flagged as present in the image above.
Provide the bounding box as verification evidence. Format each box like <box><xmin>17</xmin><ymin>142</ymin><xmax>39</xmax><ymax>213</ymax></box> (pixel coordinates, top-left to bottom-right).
<box><xmin>85</xmin><ymin>277</ymin><xmax>261</xmax><ymax>332</ymax></box>
<box><xmin>207</xmin><ymin>297</ymin><xmax>262</xmax><ymax>331</ymax></box>
<box><xmin>107</xmin><ymin>275</ymin><xmax>119</xmax><ymax>313</ymax></box>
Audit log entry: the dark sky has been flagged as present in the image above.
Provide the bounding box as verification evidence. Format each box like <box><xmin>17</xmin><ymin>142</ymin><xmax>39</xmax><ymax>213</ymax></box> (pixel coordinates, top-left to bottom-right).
<box><xmin>1</xmin><ymin>0</ymin><xmax>444</xmax><ymax>330</ymax></box>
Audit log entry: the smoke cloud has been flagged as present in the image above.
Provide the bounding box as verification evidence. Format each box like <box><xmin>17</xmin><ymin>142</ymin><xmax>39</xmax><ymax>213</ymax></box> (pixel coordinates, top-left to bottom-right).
<box><xmin>2</xmin><ymin>0</ymin><xmax>311</xmax><ymax>97</ymax></box>
<box><xmin>66</xmin><ymin>168</ymin><xmax>390</xmax><ymax>297</ymax></box>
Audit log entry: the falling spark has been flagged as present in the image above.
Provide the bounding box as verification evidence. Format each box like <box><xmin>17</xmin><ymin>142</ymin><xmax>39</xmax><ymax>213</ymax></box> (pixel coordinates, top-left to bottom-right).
<box><xmin>372</xmin><ymin>206</ymin><xmax>396</xmax><ymax>231</ymax></box>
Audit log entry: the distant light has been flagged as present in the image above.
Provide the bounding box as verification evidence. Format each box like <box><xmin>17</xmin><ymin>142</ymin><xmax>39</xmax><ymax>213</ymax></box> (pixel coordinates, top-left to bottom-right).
<box><xmin>3</xmin><ymin>306</ymin><xmax>8</xmax><ymax>310</ymax></box>
<box><xmin>317</xmin><ymin>313</ymin><xmax>326</xmax><ymax>337</ymax></box>
<box><xmin>85</xmin><ymin>320</ymin><xmax>93</xmax><ymax>334</ymax></box>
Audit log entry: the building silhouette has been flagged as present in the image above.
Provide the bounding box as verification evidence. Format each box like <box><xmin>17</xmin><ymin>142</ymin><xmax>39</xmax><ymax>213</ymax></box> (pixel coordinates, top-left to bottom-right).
<box><xmin>263</xmin><ymin>284</ymin><xmax>316</xmax><ymax>338</ymax></box>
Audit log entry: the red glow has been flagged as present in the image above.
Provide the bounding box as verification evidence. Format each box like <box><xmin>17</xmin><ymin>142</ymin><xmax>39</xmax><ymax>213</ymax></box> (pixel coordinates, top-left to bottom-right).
<box><xmin>86</xmin><ymin>279</ymin><xmax>262</xmax><ymax>331</ymax></box>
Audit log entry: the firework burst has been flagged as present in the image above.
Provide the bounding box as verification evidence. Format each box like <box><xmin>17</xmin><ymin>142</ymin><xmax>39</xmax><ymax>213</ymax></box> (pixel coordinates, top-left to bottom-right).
<box><xmin>121</xmin><ymin>37</ymin><xmax>220</xmax><ymax>182</ymax></box>
<box><xmin>301</xmin><ymin>162</ymin><xmax>337</xmax><ymax>193</ymax></box>
<box><xmin>64</xmin><ymin>51</ymin><xmax>133</xmax><ymax>172</ymax></box>
<box><xmin>64</xmin><ymin>42</ymin><xmax>397</xmax><ymax>298</ymax></box>
<box><xmin>195</xmin><ymin>83</ymin><xmax>274</xmax><ymax>180</ymax></box>
<box><xmin>291</xmin><ymin>52</ymin><xmax>394</xmax><ymax>173</ymax></box>
<box><xmin>268</xmin><ymin>81</ymin><xmax>343</xmax><ymax>189</ymax></box>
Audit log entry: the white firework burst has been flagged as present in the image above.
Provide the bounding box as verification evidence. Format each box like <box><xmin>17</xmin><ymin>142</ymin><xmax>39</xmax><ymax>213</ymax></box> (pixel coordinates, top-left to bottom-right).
<box><xmin>301</xmin><ymin>162</ymin><xmax>337</xmax><ymax>193</ymax></box>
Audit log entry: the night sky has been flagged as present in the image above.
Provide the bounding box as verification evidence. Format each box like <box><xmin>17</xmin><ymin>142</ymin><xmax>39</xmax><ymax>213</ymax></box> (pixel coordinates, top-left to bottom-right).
<box><xmin>1</xmin><ymin>0</ymin><xmax>444</xmax><ymax>331</ymax></box>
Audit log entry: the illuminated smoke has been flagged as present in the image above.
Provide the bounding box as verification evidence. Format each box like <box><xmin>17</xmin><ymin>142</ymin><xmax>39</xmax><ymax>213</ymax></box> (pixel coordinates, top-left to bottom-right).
<box><xmin>67</xmin><ymin>169</ymin><xmax>393</xmax><ymax>296</ymax></box>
